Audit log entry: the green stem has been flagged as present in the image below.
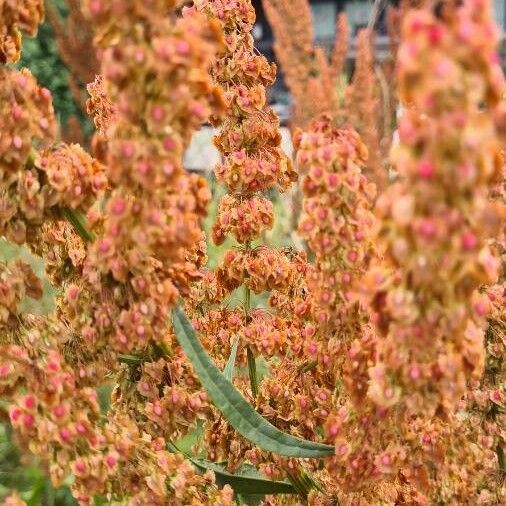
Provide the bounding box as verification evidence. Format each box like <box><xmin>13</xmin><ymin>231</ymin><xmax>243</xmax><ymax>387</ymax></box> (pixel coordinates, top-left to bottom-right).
<box><xmin>157</xmin><ymin>340</ymin><xmax>174</xmax><ymax>357</ymax></box>
<box><xmin>298</xmin><ymin>360</ymin><xmax>317</xmax><ymax>374</ymax></box>
<box><xmin>118</xmin><ymin>354</ymin><xmax>144</xmax><ymax>366</ymax></box>
<box><xmin>61</xmin><ymin>207</ymin><xmax>96</xmax><ymax>243</ymax></box>
<box><xmin>497</xmin><ymin>443</ymin><xmax>505</xmax><ymax>475</ymax></box>
<box><xmin>243</xmin><ymin>241</ymin><xmax>258</xmax><ymax>398</ymax></box>
<box><xmin>247</xmin><ymin>346</ymin><xmax>258</xmax><ymax>398</ymax></box>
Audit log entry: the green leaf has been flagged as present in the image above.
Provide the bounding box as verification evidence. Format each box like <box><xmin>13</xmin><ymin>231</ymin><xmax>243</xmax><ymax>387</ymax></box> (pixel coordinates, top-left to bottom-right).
<box><xmin>167</xmin><ymin>442</ymin><xmax>296</xmax><ymax>496</ymax></box>
<box><xmin>192</xmin><ymin>460</ymin><xmax>296</xmax><ymax>495</ymax></box>
<box><xmin>172</xmin><ymin>306</ymin><xmax>335</xmax><ymax>458</ymax></box>
<box><xmin>223</xmin><ymin>336</ymin><xmax>240</xmax><ymax>381</ymax></box>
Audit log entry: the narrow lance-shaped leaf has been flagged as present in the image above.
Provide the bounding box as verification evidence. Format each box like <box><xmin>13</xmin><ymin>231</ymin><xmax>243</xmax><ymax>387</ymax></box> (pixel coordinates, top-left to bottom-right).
<box><xmin>168</xmin><ymin>442</ymin><xmax>297</xmax><ymax>496</ymax></box>
<box><xmin>192</xmin><ymin>460</ymin><xmax>296</xmax><ymax>495</ymax></box>
<box><xmin>172</xmin><ymin>306</ymin><xmax>335</xmax><ymax>458</ymax></box>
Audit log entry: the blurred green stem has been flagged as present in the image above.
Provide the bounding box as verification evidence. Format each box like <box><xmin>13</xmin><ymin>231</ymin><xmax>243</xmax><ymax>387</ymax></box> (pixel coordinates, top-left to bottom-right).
<box><xmin>61</xmin><ymin>207</ymin><xmax>95</xmax><ymax>243</ymax></box>
<box><xmin>244</xmin><ymin>242</ymin><xmax>258</xmax><ymax>398</ymax></box>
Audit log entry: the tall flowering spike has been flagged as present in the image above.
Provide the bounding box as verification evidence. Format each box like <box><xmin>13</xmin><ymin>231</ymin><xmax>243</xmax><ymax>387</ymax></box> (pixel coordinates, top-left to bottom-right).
<box><xmin>190</xmin><ymin>0</ymin><xmax>299</xmax><ymax>364</ymax></box>
<box><xmin>295</xmin><ymin>115</ymin><xmax>377</xmax><ymax>337</ymax></box>
<box><xmin>45</xmin><ymin>0</ymin><xmax>98</xmax><ymax>111</ymax></box>
<box><xmin>346</xmin><ymin>30</ymin><xmax>386</xmax><ymax>189</ymax></box>
<box><xmin>188</xmin><ymin>0</ymin><xmax>309</xmax><ymax>468</ymax></box>
<box><xmin>366</xmin><ymin>0</ymin><xmax>505</xmax><ymax>417</ymax></box>
<box><xmin>294</xmin><ymin>117</ymin><xmax>380</xmax><ymax>411</ymax></box>
<box><xmin>0</xmin><ymin>0</ymin><xmax>44</xmax><ymax>64</ymax></box>
<box><xmin>76</xmin><ymin>0</ymin><xmax>223</xmax><ymax>354</ymax></box>
<box><xmin>262</xmin><ymin>0</ymin><xmax>340</xmax><ymax>128</ymax></box>
<box><xmin>331</xmin><ymin>13</ymin><xmax>349</xmax><ymax>80</ymax></box>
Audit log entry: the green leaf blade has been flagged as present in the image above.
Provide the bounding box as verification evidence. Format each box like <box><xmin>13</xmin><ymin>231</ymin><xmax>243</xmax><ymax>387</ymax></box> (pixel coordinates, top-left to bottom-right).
<box><xmin>172</xmin><ymin>306</ymin><xmax>335</xmax><ymax>459</ymax></box>
<box><xmin>191</xmin><ymin>460</ymin><xmax>295</xmax><ymax>495</ymax></box>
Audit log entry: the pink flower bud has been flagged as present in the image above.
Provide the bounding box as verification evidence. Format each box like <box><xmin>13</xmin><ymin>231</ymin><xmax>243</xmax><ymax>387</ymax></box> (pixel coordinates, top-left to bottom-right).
<box><xmin>473</xmin><ymin>301</ymin><xmax>489</xmax><ymax>317</ymax></box>
<box><xmin>176</xmin><ymin>40</ymin><xmax>190</xmax><ymax>55</ymax></box>
<box><xmin>74</xmin><ymin>460</ymin><xmax>87</xmax><ymax>474</ymax></box>
<box><xmin>461</xmin><ymin>231</ymin><xmax>477</xmax><ymax>251</ymax></box>
<box><xmin>347</xmin><ymin>250</ymin><xmax>358</xmax><ymax>263</ymax></box>
<box><xmin>76</xmin><ymin>422</ymin><xmax>87</xmax><ymax>435</ymax></box>
<box><xmin>121</xmin><ymin>142</ymin><xmax>134</xmax><ymax>158</ymax></box>
<box><xmin>60</xmin><ymin>427</ymin><xmax>71</xmax><ymax>441</ymax></box>
<box><xmin>9</xmin><ymin>407</ymin><xmax>22</xmax><ymax>423</ymax></box>
<box><xmin>53</xmin><ymin>405</ymin><xmax>66</xmax><ymax>418</ymax></box>
<box><xmin>338</xmin><ymin>444</ymin><xmax>348</xmax><ymax>456</ymax></box>
<box><xmin>23</xmin><ymin>395</ymin><xmax>36</xmax><ymax>410</ymax></box>
<box><xmin>409</xmin><ymin>365</ymin><xmax>421</xmax><ymax>380</ymax></box>
<box><xmin>99</xmin><ymin>239</ymin><xmax>111</xmax><ymax>253</ymax></box>
<box><xmin>89</xmin><ymin>0</ymin><xmax>102</xmax><ymax>15</ymax></box>
<box><xmin>151</xmin><ymin>106</ymin><xmax>164</xmax><ymax>121</ymax></box>
<box><xmin>428</xmin><ymin>25</ymin><xmax>443</xmax><ymax>45</ymax></box>
<box><xmin>419</xmin><ymin>219</ymin><xmax>436</xmax><ymax>239</ymax></box>
<box><xmin>105</xmin><ymin>455</ymin><xmax>117</xmax><ymax>468</ymax></box>
<box><xmin>381</xmin><ymin>453</ymin><xmax>391</xmax><ymax>466</ymax></box>
<box><xmin>328</xmin><ymin>423</ymin><xmax>338</xmax><ymax>436</ymax></box>
<box><xmin>418</xmin><ymin>160</ymin><xmax>434</xmax><ymax>179</ymax></box>
<box><xmin>12</xmin><ymin>136</ymin><xmax>22</xmax><ymax>149</ymax></box>
<box><xmin>136</xmin><ymin>160</ymin><xmax>149</xmax><ymax>175</ymax></box>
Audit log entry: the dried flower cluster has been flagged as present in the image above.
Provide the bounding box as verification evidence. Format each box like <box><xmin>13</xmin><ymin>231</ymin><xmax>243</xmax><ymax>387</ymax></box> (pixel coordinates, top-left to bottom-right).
<box><xmin>368</xmin><ymin>0</ymin><xmax>504</xmax><ymax>417</ymax></box>
<box><xmin>1</xmin><ymin>0</ymin><xmax>233</xmax><ymax>504</ymax></box>
<box><xmin>0</xmin><ymin>0</ymin><xmax>44</xmax><ymax>64</ymax></box>
<box><xmin>262</xmin><ymin>0</ymin><xmax>344</xmax><ymax>129</ymax></box>
<box><xmin>264</xmin><ymin>1</ymin><xmax>389</xmax><ymax>173</ymax></box>
<box><xmin>0</xmin><ymin>0</ymin><xmax>505</xmax><ymax>505</ymax></box>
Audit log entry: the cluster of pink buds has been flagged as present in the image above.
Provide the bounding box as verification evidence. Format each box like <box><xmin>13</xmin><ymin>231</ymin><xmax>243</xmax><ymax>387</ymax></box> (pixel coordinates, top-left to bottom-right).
<box><xmin>295</xmin><ymin>115</ymin><xmax>377</xmax><ymax>334</ymax></box>
<box><xmin>0</xmin><ymin>340</ymin><xmax>104</xmax><ymax>491</ymax></box>
<box><xmin>216</xmin><ymin>246</ymin><xmax>304</xmax><ymax>294</ymax></box>
<box><xmin>194</xmin><ymin>0</ymin><xmax>297</xmax><ymax>252</ymax></box>
<box><xmin>365</xmin><ymin>0</ymin><xmax>505</xmax><ymax>417</ymax></box>
<box><xmin>0</xmin><ymin>259</ymin><xmax>41</xmax><ymax>332</ymax></box>
<box><xmin>212</xmin><ymin>193</ymin><xmax>274</xmax><ymax>245</ymax></box>
<box><xmin>60</xmin><ymin>0</ymin><xmax>224</xmax><ymax>361</ymax></box>
<box><xmin>0</xmin><ymin>65</ymin><xmax>108</xmax><ymax>247</ymax></box>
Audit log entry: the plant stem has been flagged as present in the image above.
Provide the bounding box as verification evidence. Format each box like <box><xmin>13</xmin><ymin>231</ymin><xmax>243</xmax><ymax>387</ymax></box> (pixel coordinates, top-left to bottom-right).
<box><xmin>244</xmin><ymin>284</ymin><xmax>258</xmax><ymax>398</ymax></box>
<box><xmin>61</xmin><ymin>207</ymin><xmax>96</xmax><ymax>243</ymax></box>
<box><xmin>298</xmin><ymin>360</ymin><xmax>317</xmax><ymax>374</ymax></box>
<box><xmin>244</xmin><ymin>241</ymin><xmax>258</xmax><ymax>398</ymax></box>
<box><xmin>118</xmin><ymin>354</ymin><xmax>144</xmax><ymax>366</ymax></box>
<box><xmin>246</xmin><ymin>346</ymin><xmax>258</xmax><ymax>398</ymax></box>
<box><xmin>497</xmin><ymin>443</ymin><xmax>505</xmax><ymax>475</ymax></box>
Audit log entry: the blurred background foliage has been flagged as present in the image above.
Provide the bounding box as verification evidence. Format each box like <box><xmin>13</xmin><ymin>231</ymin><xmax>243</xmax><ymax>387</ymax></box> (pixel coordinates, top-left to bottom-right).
<box><xmin>16</xmin><ymin>0</ymin><xmax>93</xmax><ymax>141</ymax></box>
<box><xmin>0</xmin><ymin>1</ymin><xmax>298</xmax><ymax>502</ymax></box>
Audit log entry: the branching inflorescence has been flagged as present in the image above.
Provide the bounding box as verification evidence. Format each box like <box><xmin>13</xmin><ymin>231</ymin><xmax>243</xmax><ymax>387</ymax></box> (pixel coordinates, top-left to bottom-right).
<box><xmin>0</xmin><ymin>0</ymin><xmax>505</xmax><ymax>505</ymax></box>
